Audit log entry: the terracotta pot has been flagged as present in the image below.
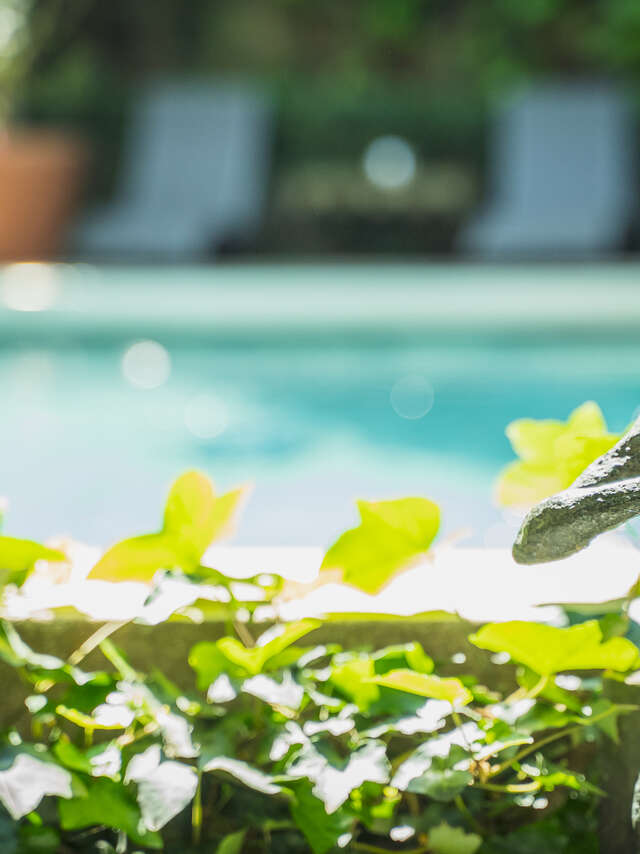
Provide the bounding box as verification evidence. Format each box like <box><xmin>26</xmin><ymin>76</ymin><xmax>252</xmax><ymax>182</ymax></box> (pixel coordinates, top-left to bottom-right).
<box><xmin>0</xmin><ymin>128</ymin><xmax>86</xmax><ymax>261</ymax></box>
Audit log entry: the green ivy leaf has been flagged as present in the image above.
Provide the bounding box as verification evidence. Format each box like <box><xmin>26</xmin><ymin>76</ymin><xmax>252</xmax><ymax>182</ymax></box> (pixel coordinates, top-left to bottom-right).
<box><xmin>536</xmin><ymin>768</ymin><xmax>602</xmax><ymax>795</ymax></box>
<box><xmin>0</xmin><ymin>621</ymin><xmax>66</xmax><ymax>673</ymax></box>
<box><xmin>87</xmin><ymin>533</ymin><xmax>185</xmax><ymax>584</ymax></box>
<box><xmin>59</xmin><ymin>777</ymin><xmax>162</xmax><ymax>848</ymax></box>
<box><xmin>0</xmin><ymin>536</ymin><xmax>65</xmax><ymax>586</ymax></box>
<box><xmin>632</xmin><ymin>771</ymin><xmax>640</xmax><ymax>829</ymax></box>
<box><xmin>0</xmin><ymin>753</ymin><xmax>72</xmax><ymax>819</ymax></box>
<box><xmin>496</xmin><ymin>402</ymin><xmax>620</xmax><ymax>506</ymax></box>
<box><xmin>320</xmin><ymin>497</ymin><xmax>439</xmax><ymax>594</ymax></box>
<box><xmin>216</xmin><ymin>829</ymin><xmax>248</xmax><ymax>854</ymax></box>
<box><xmin>428</xmin><ymin>822</ymin><xmax>482</xmax><ymax>854</ymax></box>
<box><xmin>370</xmin><ymin>670</ymin><xmax>472</xmax><ymax>705</ymax></box>
<box><xmin>198</xmin><ymin>619</ymin><xmax>322</xmax><ymax>687</ymax></box>
<box><xmin>516</xmin><ymin>667</ymin><xmax>583</xmax><ymax>712</ymax></box>
<box><xmin>125</xmin><ymin>746</ymin><xmax>198</xmax><ymax>831</ymax></box>
<box><xmin>286</xmin><ymin>740</ymin><xmax>389</xmax><ymax>813</ymax></box>
<box><xmin>89</xmin><ymin>471</ymin><xmax>244</xmax><ymax>582</ymax></box>
<box><xmin>17</xmin><ymin>823</ymin><xmax>60</xmax><ymax>854</ymax></box>
<box><xmin>584</xmin><ymin>698</ymin><xmax>638</xmax><ymax>744</ymax></box>
<box><xmin>372</xmin><ymin>642</ymin><xmax>435</xmax><ymax>675</ymax></box>
<box><xmin>329</xmin><ymin>656</ymin><xmax>379</xmax><ymax>712</ymax></box>
<box><xmin>189</xmin><ymin>642</ymin><xmax>242</xmax><ymax>690</ymax></box>
<box><xmin>53</xmin><ymin>739</ymin><xmax>110</xmax><ymax>777</ymax></box>
<box><xmin>289</xmin><ymin>781</ymin><xmax>352</xmax><ymax>854</ymax></box>
<box><xmin>164</xmin><ymin>472</ymin><xmax>243</xmax><ymax>559</ymax></box>
<box><xmin>243</xmin><ymin>673</ymin><xmax>304</xmax><ymax>710</ymax></box>
<box><xmin>406</xmin><ymin>766</ymin><xmax>473</xmax><ymax>801</ymax></box>
<box><xmin>201</xmin><ymin>757</ymin><xmax>282</xmax><ymax>795</ymax></box>
<box><xmin>514</xmin><ymin>703</ymin><xmax>574</xmax><ymax>735</ymax></box>
<box><xmin>392</xmin><ymin>731</ymin><xmax>480</xmax><ymax>795</ymax></box>
<box><xmin>0</xmin><ymin>806</ymin><xmax>15</xmax><ymax>854</ymax></box>
<box><xmin>469</xmin><ymin>620</ymin><xmax>640</xmax><ymax>676</ymax></box>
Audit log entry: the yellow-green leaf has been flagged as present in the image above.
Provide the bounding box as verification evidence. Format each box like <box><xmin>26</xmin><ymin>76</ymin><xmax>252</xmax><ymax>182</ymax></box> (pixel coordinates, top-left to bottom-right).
<box><xmin>329</xmin><ymin>657</ymin><xmax>380</xmax><ymax>711</ymax></box>
<box><xmin>321</xmin><ymin>497</ymin><xmax>440</xmax><ymax>594</ymax></box>
<box><xmin>0</xmin><ymin>535</ymin><xmax>65</xmax><ymax>578</ymax></box>
<box><xmin>369</xmin><ymin>669</ymin><xmax>472</xmax><ymax>705</ymax></box>
<box><xmin>496</xmin><ymin>402</ymin><xmax>620</xmax><ymax>507</ymax></box>
<box><xmin>469</xmin><ymin>620</ymin><xmax>640</xmax><ymax>676</ymax></box>
<box><xmin>216</xmin><ymin>830</ymin><xmax>247</xmax><ymax>854</ymax></box>
<box><xmin>89</xmin><ymin>471</ymin><xmax>245</xmax><ymax>582</ymax></box>
<box><xmin>163</xmin><ymin>472</ymin><xmax>243</xmax><ymax>561</ymax></box>
<box><xmin>216</xmin><ymin>619</ymin><xmax>321</xmax><ymax>676</ymax></box>
<box><xmin>88</xmin><ymin>533</ymin><xmax>183</xmax><ymax>583</ymax></box>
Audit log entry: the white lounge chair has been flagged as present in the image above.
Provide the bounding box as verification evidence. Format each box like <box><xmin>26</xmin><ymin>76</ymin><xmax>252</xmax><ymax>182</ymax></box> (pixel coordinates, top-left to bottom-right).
<box><xmin>75</xmin><ymin>79</ymin><xmax>272</xmax><ymax>260</ymax></box>
<box><xmin>458</xmin><ymin>82</ymin><xmax>636</xmax><ymax>257</ymax></box>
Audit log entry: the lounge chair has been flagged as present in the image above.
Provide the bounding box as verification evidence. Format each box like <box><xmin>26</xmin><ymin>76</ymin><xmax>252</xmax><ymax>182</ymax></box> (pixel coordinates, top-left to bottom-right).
<box><xmin>75</xmin><ymin>79</ymin><xmax>272</xmax><ymax>260</ymax></box>
<box><xmin>458</xmin><ymin>82</ymin><xmax>636</xmax><ymax>257</ymax></box>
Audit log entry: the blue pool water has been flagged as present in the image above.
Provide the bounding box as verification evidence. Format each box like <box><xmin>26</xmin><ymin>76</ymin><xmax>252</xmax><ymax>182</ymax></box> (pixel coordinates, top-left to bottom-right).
<box><xmin>1</xmin><ymin>263</ymin><xmax>639</xmax><ymax>550</ymax></box>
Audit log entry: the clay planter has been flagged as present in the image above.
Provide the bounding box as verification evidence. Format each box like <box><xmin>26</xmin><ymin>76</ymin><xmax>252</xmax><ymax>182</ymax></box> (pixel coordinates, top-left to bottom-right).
<box><xmin>0</xmin><ymin>128</ymin><xmax>85</xmax><ymax>261</ymax></box>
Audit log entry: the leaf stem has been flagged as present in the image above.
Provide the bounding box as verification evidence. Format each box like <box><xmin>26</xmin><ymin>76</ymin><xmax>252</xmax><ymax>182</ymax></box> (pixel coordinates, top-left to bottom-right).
<box><xmin>234</xmin><ymin>620</ymin><xmax>255</xmax><ymax>648</ymax></box>
<box><xmin>488</xmin><ymin>703</ymin><xmax>628</xmax><ymax>780</ymax></box>
<box><xmin>67</xmin><ymin>620</ymin><xmax>129</xmax><ymax>667</ymax></box>
<box><xmin>476</xmin><ymin>780</ymin><xmax>541</xmax><ymax>794</ymax></box>
<box><xmin>455</xmin><ymin>794</ymin><xmax>483</xmax><ymax>834</ymax></box>
<box><xmin>352</xmin><ymin>844</ymin><xmax>429</xmax><ymax>854</ymax></box>
<box><xmin>504</xmin><ymin>673</ymin><xmax>549</xmax><ymax>705</ymax></box>
<box><xmin>192</xmin><ymin>769</ymin><xmax>203</xmax><ymax>846</ymax></box>
<box><xmin>525</xmin><ymin>674</ymin><xmax>549</xmax><ymax>700</ymax></box>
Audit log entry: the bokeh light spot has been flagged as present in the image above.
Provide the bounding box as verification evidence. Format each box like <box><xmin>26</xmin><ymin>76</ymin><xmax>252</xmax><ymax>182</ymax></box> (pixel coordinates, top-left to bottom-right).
<box><xmin>121</xmin><ymin>340</ymin><xmax>171</xmax><ymax>389</ymax></box>
<box><xmin>390</xmin><ymin>374</ymin><xmax>434</xmax><ymax>419</ymax></box>
<box><xmin>1</xmin><ymin>263</ymin><xmax>60</xmax><ymax>311</ymax></box>
<box><xmin>363</xmin><ymin>136</ymin><xmax>417</xmax><ymax>190</ymax></box>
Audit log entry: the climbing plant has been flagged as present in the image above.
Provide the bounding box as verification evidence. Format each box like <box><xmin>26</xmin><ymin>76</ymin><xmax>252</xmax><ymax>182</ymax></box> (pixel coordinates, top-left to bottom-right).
<box><xmin>0</xmin><ymin>457</ymin><xmax>638</xmax><ymax>852</ymax></box>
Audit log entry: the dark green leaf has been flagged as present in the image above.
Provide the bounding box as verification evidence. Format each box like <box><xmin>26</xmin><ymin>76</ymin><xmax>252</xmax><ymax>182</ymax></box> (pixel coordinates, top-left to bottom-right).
<box><xmin>289</xmin><ymin>781</ymin><xmax>352</xmax><ymax>854</ymax></box>
<box><xmin>372</xmin><ymin>642</ymin><xmax>434</xmax><ymax>675</ymax></box>
<box><xmin>17</xmin><ymin>823</ymin><xmax>60</xmax><ymax>854</ymax></box>
<box><xmin>216</xmin><ymin>620</ymin><xmax>321</xmax><ymax>677</ymax></box>
<box><xmin>58</xmin><ymin>777</ymin><xmax>162</xmax><ymax>848</ymax></box>
<box><xmin>329</xmin><ymin>656</ymin><xmax>379</xmax><ymax>711</ymax></box>
<box><xmin>189</xmin><ymin>641</ymin><xmax>242</xmax><ymax>690</ymax></box>
<box><xmin>243</xmin><ymin>673</ymin><xmax>304</xmax><ymax>710</ymax></box>
<box><xmin>202</xmin><ymin>757</ymin><xmax>282</xmax><ymax>795</ymax></box>
<box><xmin>406</xmin><ymin>767</ymin><xmax>472</xmax><ymax>801</ymax></box>
<box><xmin>429</xmin><ymin>822</ymin><xmax>482</xmax><ymax>854</ymax></box>
<box><xmin>0</xmin><ymin>806</ymin><xmax>16</xmax><ymax>854</ymax></box>
<box><xmin>287</xmin><ymin>740</ymin><xmax>389</xmax><ymax>813</ymax></box>
<box><xmin>216</xmin><ymin>829</ymin><xmax>247</xmax><ymax>854</ymax></box>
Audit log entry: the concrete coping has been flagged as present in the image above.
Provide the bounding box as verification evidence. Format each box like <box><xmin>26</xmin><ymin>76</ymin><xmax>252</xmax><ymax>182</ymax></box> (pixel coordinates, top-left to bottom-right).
<box><xmin>3</xmin><ymin>544</ymin><xmax>638</xmax><ymax>627</ymax></box>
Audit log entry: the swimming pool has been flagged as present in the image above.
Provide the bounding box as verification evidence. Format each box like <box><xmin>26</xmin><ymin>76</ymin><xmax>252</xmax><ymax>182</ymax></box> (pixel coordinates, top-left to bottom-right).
<box><xmin>2</xmin><ymin>262</ymin><xmax>639</xmax><ymax>549</ymax></box>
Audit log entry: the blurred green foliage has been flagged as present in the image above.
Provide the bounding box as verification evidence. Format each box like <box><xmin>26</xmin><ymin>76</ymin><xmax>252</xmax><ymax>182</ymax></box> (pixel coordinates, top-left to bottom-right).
<box><xmin>10</xmin><ymin>0</ymin><xmax>640</xmax><ymax>203</ymax></box>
